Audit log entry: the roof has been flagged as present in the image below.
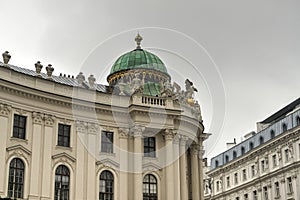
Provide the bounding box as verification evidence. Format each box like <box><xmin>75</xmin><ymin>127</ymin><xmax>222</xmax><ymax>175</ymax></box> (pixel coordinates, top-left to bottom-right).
<box><xmin>260</xmin><ymin>98</ymin><xmax>300</xmax><ymax>124</ymax></box>
<box><xmin>109</xmin><ymin>49</ymin><xmax>168</xmax><ymax>75</ymax></box>
<box><xmin>0</xmin><ymin>62</ymin><xmax>108</xmax><ymax>93</ymax></box>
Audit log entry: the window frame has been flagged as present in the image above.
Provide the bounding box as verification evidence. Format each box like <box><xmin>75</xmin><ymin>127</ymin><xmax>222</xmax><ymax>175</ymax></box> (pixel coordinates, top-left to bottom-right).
<box><xmin>144</xmin><ymin>137</ymin><xmax>156</xmax><ymax>158</ymax></box>
<box><xmin>54</xmin><ymin>165</ymin><xmax>70</xmax><ymax>200</ymax></box>
<box><xmin>101</xmin><ymin>131</ymin><xmax>114</xmax><ymax>153</ymax></box>
<box><xmin>57</xmin><ymin>124</ymin><xmax>71</xmax><ymax>147</ymax></box>
<box><xmin>99</xmin><ymin>170</ymin><xmax>114</xmax><ymax>200</ymax></box>
<box><xmin>287</xmin><ymin>177</ymin><xmax>293</xmax><ymax>194</ymax></box>
<box><xmin>8</xmin><ymin>158</ymin><xmax>25</xmax><ymax>199</ymax></box>
<box><xmin>12</xmin><ymin>114</ymin><xmax>27</xmax><ymax>140</ymax></box>
<box><xmin>143</xmin><ymin>174</ymin><xmax>158</xmax><ymax>200</ymax></box>
<box><xmin>274</xmin><ymin>181</ymin><xmax>280</xmax><ymax>197</ymax></box>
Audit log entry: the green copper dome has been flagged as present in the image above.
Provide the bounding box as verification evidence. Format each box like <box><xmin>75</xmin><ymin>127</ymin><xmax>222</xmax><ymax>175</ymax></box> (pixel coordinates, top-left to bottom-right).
<box><xmin>109</xmin><ymin>49</ymin><xmax>168</xmax><ymax>75</ymax></box>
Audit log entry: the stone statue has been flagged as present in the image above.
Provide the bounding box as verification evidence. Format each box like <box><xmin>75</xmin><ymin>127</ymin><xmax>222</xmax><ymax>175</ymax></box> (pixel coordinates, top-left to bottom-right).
<box><xmin>131</xmin><ymin>73</ymin><xmax>142</xmax><ymax>94</ymax></box>
<box><xmin>46</xmin><ymin>64</ymin><xmax>54</xmax><ymax>78</ymax></box>
<box><xmin>76</xmin><ymin>72</ymin><xmax>85</xmax><ymax>86</ymax></box>
<box><xmin>2</xmin><ymin>51</ymin><xmax>11</xmax><ymax>64</ymax></box>
<box><xmin>185</xmin><ymin>79</ymin><xmax>198</xmax><ymax>106</ymax></box>
<box><xmin>117</xmin><ymin>77</ymin><xmax>126</xmax><ymax>95</ymax></box>
<box><xmin>35</xmin><ymin>61</ymin><xmax>43</xmax><ymax>75</ymax></box>
<box><xmin>160</xmin><ymin>80</ymin><xmax>173</xmax><ymax>97</ymax></box>
<box><xmin>88</xmin><ymin>75</ymin><xmax>96</xmax><ymax>89</ymax></box>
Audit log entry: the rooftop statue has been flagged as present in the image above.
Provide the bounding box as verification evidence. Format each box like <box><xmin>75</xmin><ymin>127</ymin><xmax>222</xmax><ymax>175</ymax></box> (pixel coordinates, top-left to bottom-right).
<box><xmin>131</xmin><ymin>73</ymin><xmax>143</xmax><ymax>94</ymax></box>
<box><xmin>185</xmin><ymin>79</ymin><xmax>198</xmax><ymax>106</ymax></box>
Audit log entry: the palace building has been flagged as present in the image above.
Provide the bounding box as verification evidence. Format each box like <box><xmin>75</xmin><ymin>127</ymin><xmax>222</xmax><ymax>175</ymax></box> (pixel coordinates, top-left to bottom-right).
<box><xmin>0</xmin><ymin>34</ymin><xmax>208</xmax><ymax>200</ymax></box>
<box><xmin>208</xmin><ymin>98</ymin><xmax>300</xmax><ymax>200</ymax></box>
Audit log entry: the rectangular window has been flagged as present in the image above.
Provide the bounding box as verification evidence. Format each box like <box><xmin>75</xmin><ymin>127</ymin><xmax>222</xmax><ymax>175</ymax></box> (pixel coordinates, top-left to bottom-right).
<box><xmin>285</xmin><ymin>149</ymin><xmax>289</xmax><ymax>162</ymax></box>
<box><xmin>234</xmin><ymin>173</ymin><xmax>238</xmax><ymax>185</ymax></box>
<box><xmin>263</xmin><ymin>186</ymin><xmax>268</xmax><ymax>200</ymax></box>
<box><xmin>261</xmin><ymin>160</ymin><xmax>265</xmax><ymax>172</ymax></box>
<box><xmin>244</xmin><ymin>194</ymin><xmax>248</xmax><ymax>200</ymax></box>
<box><xmin>226</xmin><ymin>176</ymin><xmax>230</xmax><ymax>188</ymax></box>
<box><xmin>274</xmin><ymin>182</ymin><xmax>280</xmax><ymax>197</ymax></box>
<box><xmin>144</xmin><ymin>137</ymin><xmax>156</xmax><ymax>157</ymax></box>
<box><xmin>101</xmin><ymin>131</ymin><xmax>113</xmax><ymax>153</ymax></box>
<box><xmin>272</xmin><ymin>155</ymin><xmax>277</xmax><ymax>167</ymax></box>
<box><xmin>13</xmin><ymin>114</ymin><xmax>27</xmax><ymax>139</ymax></box>
<box><xmin>287</xmin><ymin>177</ymin><xmax>293</xmax><ymax>194</ymax></box>
<box><xmin>252</xmin><ymin>190</ymin><xmax>257</xmax><ymax>200</ymax></box>
<box><xmin>58</xmin><ymin>124</ymin><xmax>71</xmax><ymax>147</ymax></box>
<box><xmin>251</xmin><ymin>165</ymin><xmax>255</xmax><ymax>177</ymax></box>
<box><xmin>242</xmin><ymin>169</ymin><xmax>247</xmax><ymax>181</ymax></box>
<box><xmin>216</xmin><ymin>181</ymin><xmax>220</xmax><ymax>192</ymax></box>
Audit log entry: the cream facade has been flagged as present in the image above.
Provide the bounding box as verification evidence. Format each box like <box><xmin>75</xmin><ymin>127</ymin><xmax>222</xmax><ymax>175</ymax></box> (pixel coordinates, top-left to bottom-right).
<box><xmin>208</xmin><ymin>99</ymin><xmax>300</xmax><ymax>200</ymax></box>
<box><xmin>0</xmin><ymin>38</ymin><xmax>208</xmax><ymax>200</ymax></box>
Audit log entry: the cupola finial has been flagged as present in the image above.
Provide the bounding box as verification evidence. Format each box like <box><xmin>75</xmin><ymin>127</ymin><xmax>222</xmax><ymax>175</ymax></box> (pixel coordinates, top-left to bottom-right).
<box><xmin>135</xmin><ymin>32</ymin><xmax>143</xmax><ymax>49</ymax></box>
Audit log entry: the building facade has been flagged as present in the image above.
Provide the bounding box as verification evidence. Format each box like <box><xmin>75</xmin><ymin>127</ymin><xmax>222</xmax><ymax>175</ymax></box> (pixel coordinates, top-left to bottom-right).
<box><xmin>0</xmin><ymin>35</ymin><xmax>208</xmax><ymax>200</ymax></box>
<box><xmin>208</xmin><ymin>99</ymin><xmax>300</xmax><ymax>200</ymax></box>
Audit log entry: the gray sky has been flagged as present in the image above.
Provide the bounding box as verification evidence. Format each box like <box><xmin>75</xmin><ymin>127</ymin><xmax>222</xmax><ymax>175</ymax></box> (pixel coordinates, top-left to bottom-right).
<box><xmin>1</xmin><ymin>0</ymin><xmax>299</xmax><ymax>160</ymax></box>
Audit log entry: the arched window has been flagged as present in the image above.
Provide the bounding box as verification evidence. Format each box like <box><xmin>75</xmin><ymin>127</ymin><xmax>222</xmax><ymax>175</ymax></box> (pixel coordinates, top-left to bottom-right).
<box><xmin>282</xmin><ymin>123</ymin><xmax>287</xmax><ymax>132</ymax></box>
<box><xmin>241</xmin><ymin>146</ymin><xmax>245</xmax><ymax>155</ymax></box>
<box><xmin>225</xmin><ymin>155</ymin><xmax>229</xmax><ymax>163</ymax></box>
<box><xmin>55</xmin><ymin>165</ymin><xmax>70</xmax><ymax>200</ymax></box>
<box><xmin>259</xmin><ymin>136</ymin><xmax>264</xmax><ymax>145</ymax></box>
<box><xmin>8</xmin><ymin>158</ymin><xmax>25</xmax><ymax>199</ymax></box>
<box><xmin>296</xmin><ymin>116</ymin><xmax>300</xmax><ymax>126</ymax></box>
<box><xmin>233</xmin><ymin>151</ymin><xmax>237</xmax><ymax>159</ymax></box>
<box><xmin>270</xmin><ymin>130</ymin><xmax>275</xmax><ymax>139</ymax></box>
<box><xmin>249</xmin><ymin>142</ymin><xmax>254</xmax><ymax>150</ymax></box>
<box><xmin>99</xmin><ymin>170</ymin><xmax>114</xmax><ymax>200</ymax></box>
<box><xmin>143</xmin><ymin>174</ymin><xmax>158</xmax><ymax>200</ymax></box>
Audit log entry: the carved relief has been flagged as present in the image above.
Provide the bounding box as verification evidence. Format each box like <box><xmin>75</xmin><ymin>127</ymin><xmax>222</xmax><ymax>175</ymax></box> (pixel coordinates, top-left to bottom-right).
<box><xmin>75</xmin><ymin>120</ymin><xmax>88</xmax><ymax>133</ymax></box>
<box><xmin>130</xmin><ymin>125</ymin><xmax>145</xmax><ymax>137</ymax></box>
<box><xmin>87</xmin><ymin>123</ymin><xmax>99</xmax><ymax>134</ymax></box>
<box><xmin>32</xmin><ymin>112</ymin><xmax>44</xmax><ymax>124</ymax></box>
<box><xmin>45</xmin><ymin>114</ymin><xmax>55</xmax><ymax>126</ymax></box>
<box><xmin>119</xmin><ymin>128</ymin><xmax>129</xmax><ymax>139</ymax></box>
<box><xmin>163</xmin><ymin>129</ymin><xmax>176</xmax><ymax>141</ymax></box>
<box><xmin>0</xmin><ymin>103</ymin><xmax>11</xmax><ymax>116</ymax></box>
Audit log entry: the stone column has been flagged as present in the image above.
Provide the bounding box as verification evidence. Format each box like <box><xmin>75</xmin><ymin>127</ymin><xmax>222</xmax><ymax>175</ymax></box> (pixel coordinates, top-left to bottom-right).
<box><xmin>131</xmin><ymin>126</ymin><xmax>144</xmax><ymax>200</ymax></box>
<box><xmin>173</xmin><ymin>135</ymin><xmax>181</xmax><ymax>200</ymax></box>
<box><xmin>179</xmin><ymin>136</ymin><xmax>188</xmax><ymax>200</ymax></box>
<box><xmin>0</xmin><ymin>104</ymin><xmax>11</xmax><ymax>195</ymax></box>
<box><xmin>29</xmin><ymin>112</ymin><xmax>44</xmax><ymax>197</ymax></box>
<box><xmin>191</xmin><ymin>144</ymin><xmax>200</xmax><ymax>200</ymax></box>
<box><xmin>119</xmin><ymin>128</ymin><xmax>129</xmax><ymax>199</ymax></box>
<box><xmin>41</xmin><ymin>115</ymin><xmax>55</xmax><ymax>199</ymax></box>
<box><xmin>164</xmin><ymin>129</ymin><xmax>175</xmax><ymax>200</ymax></box>
<box><xmin>198</xmin><ymin>145</ymin><xmax>205</xmax><ymax>199</ymax></box>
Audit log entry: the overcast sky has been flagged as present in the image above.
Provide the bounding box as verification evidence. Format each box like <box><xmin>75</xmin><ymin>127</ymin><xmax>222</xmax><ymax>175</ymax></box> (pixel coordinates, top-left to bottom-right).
<box><xmin>1</xmin><ymin>0</ymin><xmax>299</xmax><ymax>160</ymax></box>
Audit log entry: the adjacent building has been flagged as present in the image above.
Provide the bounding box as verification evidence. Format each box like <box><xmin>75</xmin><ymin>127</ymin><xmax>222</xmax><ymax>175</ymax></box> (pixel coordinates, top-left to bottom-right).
<box><xmin>0</xmin><ymin>35</ymin><xmax>208</xmax><ymax>200</ymax></box>
<box><xmin>208</xmin><ymin>98</ymin><xmax>300</xmax><ymax>200</ymax></box>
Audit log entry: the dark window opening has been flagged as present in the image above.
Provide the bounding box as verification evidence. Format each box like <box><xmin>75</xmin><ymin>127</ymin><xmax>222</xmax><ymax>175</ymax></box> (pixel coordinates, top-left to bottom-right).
<box><xmin>55</xmin><ymin>165</ymin><xmax>70</xmax><ymax>200</ymax></box>
<box><xmin>144</xmin><ymin>137</ymin><xmax>156</xmax><ymax>157</ymax></box>
<box><xmin>13</xmin><ymin>114</ymin><xmax>26</xmax><ymax>139</ymax></box>
<box><xmin>99</xmin><ymin>170</ymin><xmax>114</xmax><ymax>200</ymax></box>
<box><xmin>8</xmin><ymin>158</ymin><xmax>24</xmax><ymax>199</ymax></box>
<box><xmin>58</xmin><ymin>124</ymin><xmax>71</xmax><ymax>147</ymax></box>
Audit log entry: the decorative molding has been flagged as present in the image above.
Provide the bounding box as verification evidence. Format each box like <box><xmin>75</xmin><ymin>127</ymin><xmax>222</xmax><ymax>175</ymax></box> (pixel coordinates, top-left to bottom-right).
<box><xmin>130</xmin><ymin>125</ymin><xmax>145</xmax><ymax>137</ymax></box>
<box><xmin>32</xmin><ymin>112</ymin><xmax>44</xmax><ymax>124</ymax></box>
<box><xmin>6</xmin><ymin>144</ymin><xmax>31</xmax><ymax>164</ymax></box>
<box><xmin>119</xmin><ymin>128</ymin><xmax>129</xmax><ymax>139</ymax></box>
<box><xmin>96</xmin><ymin>158</ymin><xmax>120</xmax><ymax>169</ymax></box>
<box><xmin>0</xmin><ymin>103</ymin><xmax>11</xmax><ymax>116</ymax></box>
<box><xmin>45</xmin><ymin>114</ymin><xmax>55</xmax><ymax>126</ymax></box>
<box><xmin>52</xmin><ymin>152</ymin><xmax>76</xmax><ymax>171</ymax></box>
<box><xmin>163</xmin><ymin>129</ymin><xmax>176</xmax><ymax>141</ymax></box>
